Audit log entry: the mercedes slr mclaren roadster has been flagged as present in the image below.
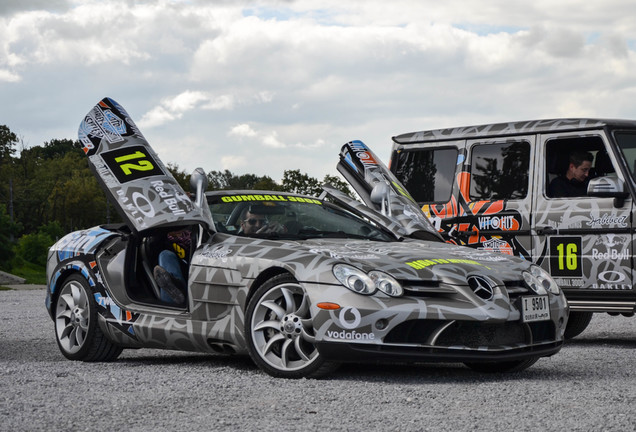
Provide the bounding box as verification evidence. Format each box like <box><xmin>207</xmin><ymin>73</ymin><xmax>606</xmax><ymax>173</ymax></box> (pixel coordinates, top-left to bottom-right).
<box><xmin>45</xmin><ymin>98</ymin><xmax>569</xmax><ymax>378</ymax></box>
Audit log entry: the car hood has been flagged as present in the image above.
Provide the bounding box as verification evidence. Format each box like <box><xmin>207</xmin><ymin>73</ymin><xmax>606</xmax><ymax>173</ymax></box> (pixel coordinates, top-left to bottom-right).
<box><xmin>299</xmin><ymin>238</ymin><xmax>528</xmax><ymax>285</ymax></box>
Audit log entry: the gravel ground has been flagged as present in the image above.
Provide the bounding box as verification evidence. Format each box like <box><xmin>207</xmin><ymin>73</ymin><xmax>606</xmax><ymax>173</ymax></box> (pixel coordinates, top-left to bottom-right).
<box><xmin>1</xmin><ymin>288</ymin><xmax>635</xmax><ymax>431</ymax></box>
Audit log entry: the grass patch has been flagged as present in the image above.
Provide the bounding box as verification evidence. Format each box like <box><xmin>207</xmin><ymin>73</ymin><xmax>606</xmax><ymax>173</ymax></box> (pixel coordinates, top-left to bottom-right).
<box><xmin>9</xmin><ymin>262</ymin><xmax>47</xmax><ymax>285</ymax></box>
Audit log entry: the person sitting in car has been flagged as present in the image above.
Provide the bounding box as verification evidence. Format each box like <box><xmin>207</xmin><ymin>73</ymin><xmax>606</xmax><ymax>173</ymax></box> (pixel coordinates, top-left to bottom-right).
<box><xmin>238</xmin><ymin>205</ymin><xmax>285</xmax><ymax>235</ymax></box>
<box><xmin>153</xmin><ymin>229</ymin><xmax>191</xmax><ymax>305</ymax></box>
<box><xmin>548</xmin><ymin>151</ymin><xmax>594</xmax><ymax>197</ymax></box>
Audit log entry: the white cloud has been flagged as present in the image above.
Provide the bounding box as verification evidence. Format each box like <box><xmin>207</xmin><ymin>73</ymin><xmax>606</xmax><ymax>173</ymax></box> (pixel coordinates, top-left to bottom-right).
<box><xmin>262</xmin><ymin>130</ymin><xmax>285</xmax><ymax>148</ymax></box>
<box><xmin>0</xmin><ymin>69</ymin><xmax>20</xmax><ymax>82</ymax></box>
<box><xmin>168</xmin><ymin>91</ymin><xmax>209</xmax><ymax>112</ymax></box>
<box><xmin>229</xmin><ymin>123</ymin><xmax>257</xmax><ymax>138</ymax></box>
<box><xmin>138</xmin><ymin>91</ymin><xmax>237</xmax><ymax>128</ymax></box>
<box><xmin>137</xmin><ymin>106</ymin><xmax>176</xmax><ymax>129</ymax></box>
<box><xmin>220</xmin><ymin>154</ymin><xmax>247</xmax><ymax>171</ymax></box>
<box><xmin>228</xmin><ymin>123</ymin><xmax>286</xmax><ymax>148</ymax></box>
<box><xmin>3</xmin><ymin>0</ymin><xmax>636</xmax><ymax>182</ymax></box>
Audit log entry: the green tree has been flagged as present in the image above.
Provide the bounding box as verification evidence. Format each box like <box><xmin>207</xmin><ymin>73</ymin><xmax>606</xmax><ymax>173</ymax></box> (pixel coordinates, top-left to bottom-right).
<box><xmin>0</xmin><ymin>125</ymin><xmax>18</xmax><ymax>162</ymax></box>
<box><xmin>47</xmin><ymin>152</ymin><xmax>108</xmax><ymax>232</ymax></box>
<box><xmin>281</xmin><ymin>169</ymin><xmax>321</xmax><ymax>195</ymax></box>
<box><xmin>167</xmin><ymin>162</ymin><xmax>190</xmax><ymax>191</ymax></box>
<box><xmin>12</xmin><ymin>221</ymin><xmax>64</xmax><ymax>268</ymax></box>
<box><xmin>322</xmin><ymin>174</ymin><xmax>353</xmax><ymax>197</ymax></box>
<box><xmin>0</xmin><ymin>126</ymin><xmax>19</xmax><ymax>228</ymax></box>
<box><xmin>253</xmin><ymin>176</ymin><xmax>281</xmax><ymax>190</ymax></box>
<box><xmin>14</xmin><ymin>231</ymin><xmax>54</xmax><ymax>267</ymax></box>
<box><xmin>8</xmin><ymin>137</ymin><xmax>108</xmax><ymax>234</ymax></box>
<box><xmin>280</xmin><ymin>170</ymin><xmax>352</xmax><ymax>197</ymax></box>
<box><xmin>38</xmin><ymin>139</ymin><xmax>83</xmax><ymax>160</ymax></box>
<box><xmin>207</xmin><ymin>169</ymin><xmax>281</xmax><ymax>191</ymax></box>
<box><xmin>0</xmin><ymin>205</ymin><xmax>20</xmax><ymax>271</ymax></box>
<box><xmin>39</xmin><ymin>221</ymin><xmax>65</xmax><ymax>242</ymax></box>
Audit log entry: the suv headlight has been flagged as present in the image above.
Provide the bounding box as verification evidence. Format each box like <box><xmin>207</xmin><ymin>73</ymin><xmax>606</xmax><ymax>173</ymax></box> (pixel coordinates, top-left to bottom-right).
<box><xmin>523</xmin><ymin>265</ymin><xmax>560</xmax><ymax>295</ymax></box>
<box><xmin>333</xmin><ymin>264</ymin><xmax>403</xmax><ymax>297</ymax></box>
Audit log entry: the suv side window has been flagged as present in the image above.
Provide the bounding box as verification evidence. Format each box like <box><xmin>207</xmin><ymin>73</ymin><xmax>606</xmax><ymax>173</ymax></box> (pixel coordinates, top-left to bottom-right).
<box><xmin>545</xmin><ymin>136</ymin><xmax>615</xmax><ymax>198</ymax></box>
<box><xmin>613</xmin><ymin>132</ymin><xmax>636</xmax><ymax>178</ymax></box>
<box><xmin>469</xmin><ymin>141</ymin><xmax>530</xmax><ymax>200</ymax></box>
<box><xmin>392</xmin><ymin>147</ymin><xmax>457</xmax><ymax>203</ymax></box>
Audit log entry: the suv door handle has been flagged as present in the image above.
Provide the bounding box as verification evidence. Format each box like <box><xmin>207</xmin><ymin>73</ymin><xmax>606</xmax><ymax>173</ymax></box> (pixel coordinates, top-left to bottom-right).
<box><xmin>536</xmin><ymin>226</ymin><xmax>556</xmax><ymax>235</ymax></box>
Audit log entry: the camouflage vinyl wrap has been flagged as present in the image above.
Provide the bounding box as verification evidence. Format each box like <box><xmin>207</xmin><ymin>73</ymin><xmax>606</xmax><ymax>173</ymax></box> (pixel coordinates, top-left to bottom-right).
<box><xmin>47</xmin><ymin>225</ymin><xmax>568</xmax><ymax>356</ymax></box>
<box><xmin>44</xmin><ymin>99</ymin><xmax>570</xmax><ymax>368</ymax></box>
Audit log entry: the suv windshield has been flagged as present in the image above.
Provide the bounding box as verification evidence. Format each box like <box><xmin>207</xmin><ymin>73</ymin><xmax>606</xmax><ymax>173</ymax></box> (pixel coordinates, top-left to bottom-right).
<box><xmin>208</xmin><ymin>193</ymin><xmax>394</xmax><ymax>241</ymax></box>
<box><xmin>614</xmin><ymin>131</ymin><xmax>636</xmax><ymax>180</ymax></box>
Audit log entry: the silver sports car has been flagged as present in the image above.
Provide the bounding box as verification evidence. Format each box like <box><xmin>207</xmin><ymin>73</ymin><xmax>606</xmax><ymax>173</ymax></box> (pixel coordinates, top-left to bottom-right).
<box><xmin>45</xmin><ymin>98</ymin><xmax>569</xmax><ymax>378</ymax></box>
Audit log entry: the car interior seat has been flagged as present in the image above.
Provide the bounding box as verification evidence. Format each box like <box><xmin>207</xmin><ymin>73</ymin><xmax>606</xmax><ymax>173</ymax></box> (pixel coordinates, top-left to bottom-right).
<box><xmin>594</xmin><ymin>151</ymin><xmax>615</xmax><ymax>176</ymax></box>
<box><xmin>546</xmin><ymin>147</ymin><xmax>570</xmax><ymax>197</ymax></box>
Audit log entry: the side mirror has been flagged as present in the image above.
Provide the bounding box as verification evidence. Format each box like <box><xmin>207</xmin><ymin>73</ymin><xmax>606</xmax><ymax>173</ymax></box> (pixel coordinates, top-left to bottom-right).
<box><xmin>370</xmin><ymin>182</ymin><xmax>391</xmax><ymax>215</ymax></box>
<box><xmin>190</xmin><ymin>167</ymin><xmax>208</xmax><ymax>209</ymax></box>
<box><xmin>587</xmin><ymin>176</ymin><xmax>630</xmax><ymax>207</ymax></box>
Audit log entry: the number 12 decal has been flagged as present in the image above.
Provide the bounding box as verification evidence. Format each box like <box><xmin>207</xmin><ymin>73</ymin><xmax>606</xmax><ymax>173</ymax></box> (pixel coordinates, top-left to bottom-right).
<box><xmin>549</xmin><ymin>237</ymin><xmax>582</xmax><ymax>277</ymax></box>
<box><xmin>102</xmin><ymin>145</ymin><xmax>164</xmax><ymax>183</ymax></box>
<box><xmin>114</xmin><ymin>150</ymin><xmax>154</xmax><ymax>175</ymax></box>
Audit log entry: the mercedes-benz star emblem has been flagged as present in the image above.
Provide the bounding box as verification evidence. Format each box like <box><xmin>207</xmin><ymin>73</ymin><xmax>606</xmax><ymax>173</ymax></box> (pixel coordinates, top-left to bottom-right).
<box><xmin>467</xmin><ymin>275</ymin><xmax>495</xmax><ymax>300</ymax></box>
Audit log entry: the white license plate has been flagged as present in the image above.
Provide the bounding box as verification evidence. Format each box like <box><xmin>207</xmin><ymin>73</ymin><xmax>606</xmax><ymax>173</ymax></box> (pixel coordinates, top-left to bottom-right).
<box><xmin>521</xmin><ymin>295</ymin><xmax>550</xmax><ymax>322</ymax></box>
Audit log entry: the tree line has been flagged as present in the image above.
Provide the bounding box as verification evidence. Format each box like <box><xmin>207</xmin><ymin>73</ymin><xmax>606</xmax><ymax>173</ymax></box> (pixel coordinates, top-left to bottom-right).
<box><xmin>0</xmin><ymin>124</ymin><xmax>351</xmax><ymax>274</ymax></box>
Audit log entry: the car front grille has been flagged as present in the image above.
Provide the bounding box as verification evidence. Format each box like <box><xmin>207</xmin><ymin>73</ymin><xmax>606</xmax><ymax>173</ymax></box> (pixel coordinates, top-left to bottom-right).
<box><xmin>384</xmin><ymin>319</ymin><xmax>555</xmax><ymax>348</ymax></box>
<box><xmin>504</xmin><ymin>280</ymin><xmax>531</xmax><ymax>300</ymax></box>
<box><xmin>401</xmin><ymin>279</ymin><xmax>530</xmax><ymax>300</ymax></box>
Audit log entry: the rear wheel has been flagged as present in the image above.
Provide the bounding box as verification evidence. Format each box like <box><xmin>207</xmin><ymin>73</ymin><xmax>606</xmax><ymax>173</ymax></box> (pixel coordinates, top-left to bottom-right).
<box><xmin>245</xmin><ymin>274</ymin><xmax>338</xmax><ymax>378</ymax></box>
<box><xmin>54</xmin><ymin>274</ymin><xmax>122</xmax><ymax>361</ymax></box>
<box><xmin>564</xmin><ymin>311</ymin><xmax>594</xmax><ymax>339</ymax></box>
<box><xmin>464</xmin><ymin>356</ymin><xmax>539</xmax><ymax>373</ymax></box>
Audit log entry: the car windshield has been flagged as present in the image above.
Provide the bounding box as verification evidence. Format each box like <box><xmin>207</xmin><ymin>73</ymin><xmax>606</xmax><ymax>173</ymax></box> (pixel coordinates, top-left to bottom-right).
<box><xmin>208</xmin><ymin>192</ymin><xmax>394</xmax><ymax>241</ymax></box>
<box><xmin>614</xmin><ymin>131</ymin><xmax>636</xmax><ymax>180</ymax></box>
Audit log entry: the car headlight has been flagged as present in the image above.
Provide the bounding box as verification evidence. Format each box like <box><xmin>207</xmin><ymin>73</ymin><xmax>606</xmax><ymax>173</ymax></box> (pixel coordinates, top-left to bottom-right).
<box><xmin>333</xmin><ymin>264</ymin><xmax>376</xmax><ymax>295</ymax></box>
<box><xmin>369</xmin><ymin>271</ymin><xmax>403</xmax><ymax>297</ymax></box>
<box><xmin>333</xmin><ymin>265</ymin><xmax>404</xmax><ymax>297</ymax></box>
<box><xmin>523</xmin><ymin>265</ymin><xmax>560</xmax><ymax>295</ymax></box>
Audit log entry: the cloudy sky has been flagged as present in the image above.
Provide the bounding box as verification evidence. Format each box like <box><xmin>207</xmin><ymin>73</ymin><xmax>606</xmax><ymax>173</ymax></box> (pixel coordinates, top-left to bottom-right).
<box><xmin>2</xmin><ymin>0</ymin><xmax>636</xmax><ymax>183</ymax></box>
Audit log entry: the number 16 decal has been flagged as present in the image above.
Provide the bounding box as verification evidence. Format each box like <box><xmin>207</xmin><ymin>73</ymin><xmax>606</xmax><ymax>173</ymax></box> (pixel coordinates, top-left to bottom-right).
<box><xmin>102</xmin><ymin>145</ymin><xmax>164</xmax><ymax>183</ymax></box>
<box><xmin>549</xmin><ymin>237</ymin><xmax>582</xmax><ymax>277</ymax></box>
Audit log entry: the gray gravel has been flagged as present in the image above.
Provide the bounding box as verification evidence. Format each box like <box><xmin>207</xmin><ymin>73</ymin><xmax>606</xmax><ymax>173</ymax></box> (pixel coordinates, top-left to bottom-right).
<box><xmin>1</xmin><ymin>288</ymin><xmax>635</xmax><ymax>431</ymax></box>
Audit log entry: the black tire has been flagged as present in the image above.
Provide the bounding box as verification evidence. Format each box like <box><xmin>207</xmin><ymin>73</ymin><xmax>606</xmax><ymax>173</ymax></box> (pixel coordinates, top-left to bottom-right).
<box><xmin>245</xmin><ymin>274</ymin><xmax>338</xmax><ymax>378</ymax></box>
<box><xmin>54</xmin><ymin>274</ymin><xmax>123</xmax><ymax>362</ymax></box>
<box><xmin>464</xmin><ymin>356</ymin><xmax>540</xmax><ymax>373</ymax></box>
<box><xmin>564</xmin><ymin>311</ymin><xmax>594</xmax><ymax>339</ymax></box>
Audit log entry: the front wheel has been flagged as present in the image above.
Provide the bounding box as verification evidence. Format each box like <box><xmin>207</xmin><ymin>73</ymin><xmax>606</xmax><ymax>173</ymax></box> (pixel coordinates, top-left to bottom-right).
<box><xmin>464</xmin><ymin>356</ymin><xmax>539</xmax><ymax>373</ymax></box>
<box><xmin>54</xmin><ymin>274</ymin><xmax>122</xmax><ymax>361</ymax></box>
<box><xmin>245</xmin><ymin>274</ymin><xmax>338</xmax><ymax>378</ymax></box>
<box><xmin>564</xmin><ymin>311</ymin><xmax>594</xmax><ymax>339</ymax></box>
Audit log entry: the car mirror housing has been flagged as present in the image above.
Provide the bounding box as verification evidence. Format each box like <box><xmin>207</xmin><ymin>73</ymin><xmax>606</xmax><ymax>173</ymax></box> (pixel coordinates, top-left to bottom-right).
<box><xmin>190</xmin><ymin>167</ymin><xmax>208</xmax><ymax>208</ymax></box>
<box><xmin>370</xmin><ymin>182</ymin><xmax>391</xmax><ymax>215</ymax></box>
<box><xmin>587</xmin><ymin>176</ymin><xmax>630</xmax><ymax>207</ymax></box>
